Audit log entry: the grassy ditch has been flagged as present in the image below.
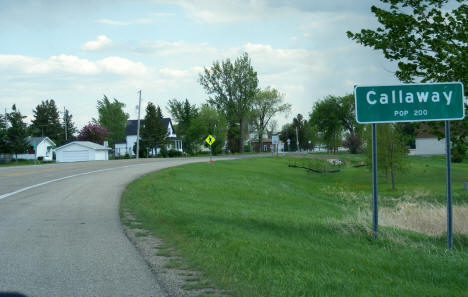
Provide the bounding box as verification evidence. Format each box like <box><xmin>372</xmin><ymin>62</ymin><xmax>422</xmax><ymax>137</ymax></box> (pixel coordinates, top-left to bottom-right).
<box><xmin>121</xmin><ymin>155</ymin><xmax>468</xmax><ymax>297</ymax></box>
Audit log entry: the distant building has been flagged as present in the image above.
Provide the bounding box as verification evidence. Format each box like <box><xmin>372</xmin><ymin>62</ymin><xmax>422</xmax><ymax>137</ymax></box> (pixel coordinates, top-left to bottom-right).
<box><xmin>409</xmin><ymin>126</ymin><xmax>445</xmax><ymax>155</ymax></box>
<box><xmin>55</xmin><ymin>141</ymin><xmax>111</xmax><ymax>162</ymax></box>
<box><xmin>114</xmin><ymin>119</ymin><xmax>182</xmax><ymax>157</ymax></box>
<box><xmin>16</xmin><ymin>136</ymin><xmax>56</xmax><ymax>161</ymax></box>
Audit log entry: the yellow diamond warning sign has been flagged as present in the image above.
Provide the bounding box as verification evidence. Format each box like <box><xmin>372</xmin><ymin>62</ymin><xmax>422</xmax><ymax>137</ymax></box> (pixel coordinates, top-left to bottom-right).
<box><xmin>205</xmin><ymin>135</ymin><xmax>215</xmax><ymax>146</ymax></box>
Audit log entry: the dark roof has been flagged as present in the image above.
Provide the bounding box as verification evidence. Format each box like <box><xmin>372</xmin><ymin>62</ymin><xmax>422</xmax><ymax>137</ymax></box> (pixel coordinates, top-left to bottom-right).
<box><xmin>25</xmin><ymin>136</ymin><xmax>56</xmax><ymax>146</ymax></box>
<box><xmin>125</xmin><ymin>118</ymin><xmax>173</xmax><ymax>136</ymax></box>
<box><xmin>416</xmin><ymin>124</ymin><xmax>441</xmax><ymax>139</ymax></box>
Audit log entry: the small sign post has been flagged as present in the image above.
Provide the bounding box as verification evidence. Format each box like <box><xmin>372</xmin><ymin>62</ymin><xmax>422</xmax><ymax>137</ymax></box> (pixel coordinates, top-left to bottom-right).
<box><xmin>272</xmin><ymin>135</ymin><xmax>279</xmax><ymax>157</ymax></box>
<box><xmin>355</xmin><ymin>82</ymin><xmax>464</xmax><ymax>248</ymax></box>
<box><xmin>205</xmin><ymin>135</ymin><xmax>216</xmax><ymax>162</ymax></box>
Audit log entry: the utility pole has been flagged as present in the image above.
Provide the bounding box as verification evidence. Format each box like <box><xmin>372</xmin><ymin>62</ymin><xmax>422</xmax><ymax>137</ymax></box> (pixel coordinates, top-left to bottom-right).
<box><xmin>295</xmin><ymin>126</ymin><xmax>299</xmax><ymax>152</ymax></box>
<box><xmin>64</xmin><ymin>107</ymin><xmax>67</xmax><ymax>142</ymax></box>
<box><xmin>136</xmin><ymin>90</ymin><xmax>142</xmax><ymax>159</ymax></box>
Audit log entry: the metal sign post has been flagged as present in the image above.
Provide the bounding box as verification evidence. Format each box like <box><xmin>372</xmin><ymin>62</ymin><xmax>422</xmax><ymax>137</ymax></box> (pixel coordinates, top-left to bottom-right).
<box><xmin>205</xmin><ymin>135</ymin><xmax>216</xmax><ymax>162</ymax></box>
<box><xmin>372</xmin><ymin>124</ymin><xmax>378</xmax><ymax>238</ymax></box>
<box><xmin>445</xmin><ymin>121</ymin><xmax>453</xmax><ymax>249</ymax></box>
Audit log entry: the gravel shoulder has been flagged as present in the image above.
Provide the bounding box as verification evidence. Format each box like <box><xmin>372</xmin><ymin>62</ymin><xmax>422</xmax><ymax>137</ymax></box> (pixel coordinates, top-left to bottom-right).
<box><xmin>121</xmin><ymin>210</ymin><xmax>225</xmax><ymax>297</ymax></box>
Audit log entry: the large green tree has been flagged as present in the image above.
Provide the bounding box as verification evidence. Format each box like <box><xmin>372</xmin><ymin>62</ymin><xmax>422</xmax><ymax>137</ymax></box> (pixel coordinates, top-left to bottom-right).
<box><xmin>188</xmin><ymin>104</ymin><xmax>227</xmax><ymax>155</ymax></box>
<box><xmin>167</xmin><ymin>99</ymin><xmax>199</xmax><ymax>154</ymax></box>
<box><xmin>309</xmin><ymin>96</ymin><xmax>342</xmax><ymax>153</ymax></box>
<box><xmin>94</xmin><ymin>95</ymin><xmax>129</xmax><ymax>146</ymax></box>
<box><xmin>30</xmin><ymin>99</ymin><xmax>62</xmax><ymax>144</ymax></box>
<box><xmin>251</xmin><ymin>87</ymin><xmax>291</xmax><ymax>152</ymax></box>
<box><xmin>199</xmin><ymin>52</ymin><xmax>258</xmax><ymax>153</ymax></box>
<box><xmin>347</xmin><ymin>0</ymin><xmax>468</xmax><ymax>161</ymax></box>
<box><xmin>7</xmin><ymin>105</ymin><xmax>29</xmax><ymax>160</ymax></box>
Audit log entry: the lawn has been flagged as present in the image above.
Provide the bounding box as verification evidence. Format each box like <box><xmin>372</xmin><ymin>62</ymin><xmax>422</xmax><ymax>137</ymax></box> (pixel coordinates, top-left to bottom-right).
<box><xmin>121</xmin><ymin>154</ymin><xmax>468</xmax><ymax>297</ymax></box>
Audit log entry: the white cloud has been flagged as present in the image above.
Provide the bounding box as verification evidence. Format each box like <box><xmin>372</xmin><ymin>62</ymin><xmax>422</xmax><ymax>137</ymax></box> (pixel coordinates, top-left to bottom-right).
<box><xmin>81</xmin><ymin>35</ymin><xmax>113</xmax><ymax>51</ymax></box>
<box><xmin>0</xmin><ymin>54</ymin><xmax>147</xmax><ymax>76</ymax></box>
<box><xmin>159</xmin><ymin>67</ymin><xmax>190</xmax><ymax>78</ymax></box>
<box><xmin>97</xmin><ymin>57</ymin><xmax>148</xmax><ymax>75</ymax></box>
<box><xmin>130</xmin><ymin>40</ymin><xmax>216</xmax><ymax>55</ymax></box>
<box><xmin>95</xmin><ymin>19</ymin><xmax>130</xmax><ymax>26</ymax></box>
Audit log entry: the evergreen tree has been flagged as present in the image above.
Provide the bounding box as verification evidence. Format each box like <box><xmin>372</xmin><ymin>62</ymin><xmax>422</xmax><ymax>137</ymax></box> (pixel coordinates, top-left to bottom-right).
<box><xmin>167</xmin><ymin>98</ymin><xmax>199</xmax><ymax>154</ymax></box>
<box><xmin>7</xmin><ymin>105</ymin><xmax>29</xmax><ymax>160</ymax></box>
<box><xmin>31</xmin><ymin>99</ymin><xmax>62</xmax><ymax>144</ymax></box>
<box><xmin>141</xmin><ymin>102</ymin><xmax>159</xmax><ymax>155</ymax></box>
<box><xmin>0</xmin><ymin>113</ymin><xmax>8</xmax><ymax>152</ymax></box>
<box><xmin>154</xmin><ymin>106</ymin><xmax>168</xmax><ymax>152</ymax></box>
<box><xmin>140</xmin><ymin>103</ymin><xmax>167</xmax><ymax>155</ymax></box>
<box><xmin>62</xmin><ymin>108</ymin><xmax>77</xmax><ymax>143</ymax></box>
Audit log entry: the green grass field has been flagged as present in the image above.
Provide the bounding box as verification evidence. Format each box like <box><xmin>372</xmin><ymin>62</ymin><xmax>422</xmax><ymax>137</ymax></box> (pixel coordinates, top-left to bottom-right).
<box><xmin>121</xmin><ymin>154</ymin><xmax>468</xmax><ymax>297</ymax></box>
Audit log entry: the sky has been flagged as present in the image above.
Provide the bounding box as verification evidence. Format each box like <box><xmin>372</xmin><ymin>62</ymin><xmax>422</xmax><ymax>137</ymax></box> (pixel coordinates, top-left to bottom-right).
<box><xmin>0</xmin><ymin>0</ymin><xmax>401</xmax><ymax>130</ymax></box>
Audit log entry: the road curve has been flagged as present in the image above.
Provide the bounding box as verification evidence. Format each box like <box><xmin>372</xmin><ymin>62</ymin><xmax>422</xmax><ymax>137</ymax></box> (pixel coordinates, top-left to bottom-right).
<box><xmin>0</xmin><ymin>157</ymin><xmax>234</xmax><ymax>297</ymax></box>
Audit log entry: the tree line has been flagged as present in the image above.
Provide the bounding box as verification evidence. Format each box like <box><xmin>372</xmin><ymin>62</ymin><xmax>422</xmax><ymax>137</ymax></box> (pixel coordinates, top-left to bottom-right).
<box><xmin>0</xmin><ymin>101</ymin><xmax>77</xmax><ymax>159</ymax></box>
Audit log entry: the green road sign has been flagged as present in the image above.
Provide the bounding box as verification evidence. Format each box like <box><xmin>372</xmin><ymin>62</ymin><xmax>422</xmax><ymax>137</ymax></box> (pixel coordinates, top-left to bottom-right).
<box><xmin>354</xmin><ymin>82</ymin><xmax>465</xmax><ymax>123</ymax></box>
<box><xmin>205</xmin><ymin>135</ymin><xmax>215</xmax><ymax>146</ymax></box>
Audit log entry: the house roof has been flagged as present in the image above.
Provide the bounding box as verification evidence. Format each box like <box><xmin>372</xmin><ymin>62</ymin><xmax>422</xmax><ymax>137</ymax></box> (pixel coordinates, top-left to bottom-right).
<box><xmin>26</xmin><ymin>136</ymin><xmax>56</xmax><ymax>147</ymax></box>
<box><xmin>250</xmin><ymin>138</ymin><xmax>272</xmax><ymax>143</ymax></box>
<box><xmin>125</xmin><ymin>118</ymin><xmax>173</xmax><ymax>136</ymax></box>
<box><xmin>55</xmin><ymin>141</ymin><xmax>111</xmax><ymax>151</ymax></box>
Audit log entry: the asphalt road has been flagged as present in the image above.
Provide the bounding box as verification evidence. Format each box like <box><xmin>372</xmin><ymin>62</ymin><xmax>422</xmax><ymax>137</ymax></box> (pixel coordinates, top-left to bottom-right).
<box><xmin>0</xmin><ymin>156</ymin><xmax>239</xmax><ymax>297</ymax></box>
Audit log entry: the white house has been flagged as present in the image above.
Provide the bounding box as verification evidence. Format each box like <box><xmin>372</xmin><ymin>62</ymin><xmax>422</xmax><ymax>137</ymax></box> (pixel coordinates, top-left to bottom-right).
<box><xmin>16</xmin><ymin>136</ymin><xmax>56</xmax><ymax>161</ymax></box>
<box><xmin>114</xmin><ymin>119</ymin><xmax>183</xmax><ymax>157</ymax></box>
<box><xmin>55</xmin><ymin>141</ymin><xmax>111</xmax><ymax>162</ymax></box>
<box><xmin>409</xmin><ymin>126</ymin><xmax>446</xmax><ymax>155</ymax></box>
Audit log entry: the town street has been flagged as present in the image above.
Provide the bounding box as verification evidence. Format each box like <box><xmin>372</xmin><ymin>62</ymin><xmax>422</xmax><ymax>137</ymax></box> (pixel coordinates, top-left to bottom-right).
<box><xmin>0</xmin><ymin>157</ymin><xmax>236</xmax><ymax>297</ymax></box>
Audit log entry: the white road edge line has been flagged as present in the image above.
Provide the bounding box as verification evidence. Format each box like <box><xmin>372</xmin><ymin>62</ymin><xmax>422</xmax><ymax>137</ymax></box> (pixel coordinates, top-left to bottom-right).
<box><xmin>0</xmin><ymin>163</ymin><xmax>148</xmax><ymax>201</ymax></box>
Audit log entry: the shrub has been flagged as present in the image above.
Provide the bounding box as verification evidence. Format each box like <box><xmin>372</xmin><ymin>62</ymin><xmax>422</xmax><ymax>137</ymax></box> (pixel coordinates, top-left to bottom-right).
<box><xmin>37</xmin><ymin>156</ymin><xmax>44</xmax><ymax>161</ymax></box>
<box><xmin>452</xmin><ymin>144</ymin><xmax>466</xmax><ymax>163</ymax></box>
<box><xmin>343</xmin><ymin>134</ymin><xmax>362</xmax><ymax>154</ymax></box>
<box><xmin>168</xmin><ymin>149</ymin><xmax>183</xmax><ymax>158</ymax></box>
<box><xmin>124</xmin><ymin>152</ymin><xmax>130</xmax><ymax>159</ymax></box>
<box><xmin>160</xmin><ymin>146</ymin><xmax>168</xmax><ymax>158</ymax></box>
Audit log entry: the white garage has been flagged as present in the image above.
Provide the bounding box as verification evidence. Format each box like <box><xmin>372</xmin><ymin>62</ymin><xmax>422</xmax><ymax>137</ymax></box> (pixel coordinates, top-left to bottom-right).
<box><xmin>55</xmin><ymin>141</ymin><xmax>111</xmax><ymax>163</ymax></box>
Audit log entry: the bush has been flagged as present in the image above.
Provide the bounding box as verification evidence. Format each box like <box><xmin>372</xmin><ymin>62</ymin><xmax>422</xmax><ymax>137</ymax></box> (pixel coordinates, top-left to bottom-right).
<box><xmin>168</xmin><ymin>149</ymin><xmax>183</xmax><ymax>158</ymax></box>
<box><xmin>343</xmin><ymin>134</ymin><xmax>362</xmax><ymax>154</ymax></box>
<box><xmin>452</xmin><ymin>144</ymin><xmax>466</xmax><ymax>163</ymax></box>
<box><xmin>124</xmin><ymin>152</ymin><xmax>130</xmax><ymax>159</ymax></box>
<box><xmin>37</xmin><ymin>156</ymin><xmax>44</xmax><ymax>161</ymax></box>
<box><xmin>160</xmin><ymin>146</ymin><xmax>168</xmax><ymax>158</ymax></box>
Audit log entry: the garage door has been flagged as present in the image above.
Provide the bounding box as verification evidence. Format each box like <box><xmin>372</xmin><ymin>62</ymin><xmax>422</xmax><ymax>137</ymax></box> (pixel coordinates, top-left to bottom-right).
<box><xmin>63</xmin><ymin>150</ymin><xmax>89</xmax><ymax>162</ymax></box>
